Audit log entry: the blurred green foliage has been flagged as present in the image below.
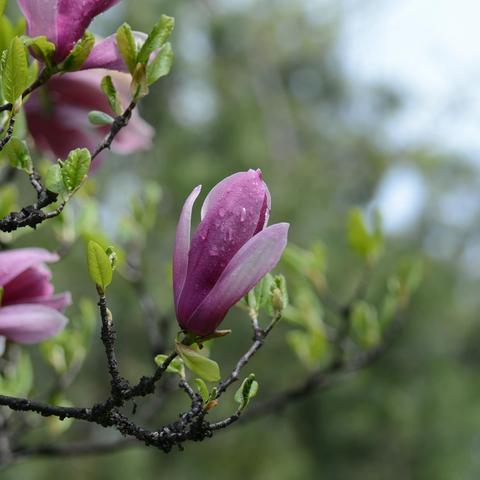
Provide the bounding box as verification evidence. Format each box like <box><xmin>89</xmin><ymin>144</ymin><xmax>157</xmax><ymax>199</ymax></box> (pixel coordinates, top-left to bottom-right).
<box><xmin>4</xmin><ymin>0</ymin><xmax>480</xmax><ymax>479</ymax></box>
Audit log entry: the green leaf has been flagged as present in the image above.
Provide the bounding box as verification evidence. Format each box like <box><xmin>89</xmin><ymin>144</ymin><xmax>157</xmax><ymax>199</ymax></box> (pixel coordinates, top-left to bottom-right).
<box><xmin>234</xmin><ymin>374</ymin><xmax>259</xmax><ymax>410</ymax></box>
<box><xmin>45</xmin><ymin>163</ymin><xmax>66</xmax><ymax>195</ymax></box>
<box><xmin>116</xmin><ymin>23</ymin><xmax>137</xmax><ymax>74</ymax></box>
<box><xmin>282</xmin><ymin>242</ymin><xmax>327</xmax><ymax>292</ymax></box>
<box><xmin>137</xmin><ymin>15</ymin><xmax>175</xmax><ymax>64</ymax></box>
<box><xmin>2</xmin><ymin>36</ymin><xmax>30</xmax><ymax>104</ymax></box>
<box><xmin>0</xmin><ymin>350</ymin><xmax>33</xmax><ymax>397</ymax></box>
<box><xmin>131</xmin><ymin>63</ymin><xmax>148</xmax><ymax>100</ymax></box>
<box><xmin>194</xmin><ymin>378</ymin><xmax>209</xmax><ymax>403</ymax></box>
<box><xmin>100</xmin><ymin>75</ymin><xmax>122</xmax><ymax>115</ymax></box>
<box><xmin>3</xmin><ymin>137</ymin><xmax>32</xmax><ymax>172</ymax></box>
<box><xmin>246</xmin><ymin>273</ymin><xmax>273</xmax><ymax>312</ymax></box>
<box><xmin>0</xmin><ymin>0</ymin><xmax>7</xmax><ymax>17</ymax></box>
<box><xmin>347</xmin><ymin>208</ymin><xmax>383</xmax><ymax>262</ymax></box>
<box><xmin>146</xmin><ymin>42</ymin><xmax>173</xmax><ymax>85</ymax></box>
<box><xmin>87</xmin><ymin>240</ymin><xmax>113</xmax><ymax>290</ymax></box>
<box><xmin>61</xmin><ymin>148</ymin><xmax>91</xmax><ymax>192</ymax></box>
<box><xmin>175</xmin><ymin>342</ymin><xmax>220</xmax><ymax>382</ymax></box>
<box><xmin>61</xmin><ymin>31</ymin><xmax>95</xmax><ymax>71</ymax></box>
<box><xmin>154</xmin><ymin>354</ymin><xmax>185</xmax><ymax>378</ymax></box>
<box><xmin>23</xmin><ymin>35</ymin><xmax>55</xmax><ymax>67</ymax></box>
<box><xmin>0</xmin><ymin>17</ymin><xmax>14</xmax><ymax>53</ymax></box>
<box><xmin>286</xmin><ymin>328</ymin><xmax>328</xmax><ymax>369</ymax></box>
<box><xmin>0</xmin><ymin>185</ymin><xmax>17</xmax><ymax>218</ymax></box>
<box><xmin>350</xmin><ymin>300</ymin><xmax>381</xmax><ymax>349</ymax></box>
<box><xmin>88</xmin><ymin>110</ymin><xmax>114</xmax><ymax>126</ymax></box>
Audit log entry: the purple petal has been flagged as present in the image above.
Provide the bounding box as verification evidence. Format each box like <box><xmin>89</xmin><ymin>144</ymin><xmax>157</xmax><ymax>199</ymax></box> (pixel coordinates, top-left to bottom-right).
<box><xmin>55</xmin><ymin>0</ymin><xmax>120</xmax><ymax>61</ymax></box>
<box><xmin>20</xmin><ymin>292</ymin><xmax>72</xmax><ymax>311</ymax></box>
<box><xmin>0</xmin><ymin>249</ymin><xmax>59</xmax><ymax>287</ymax></box>
<box><xmin>25</xmin><ymin>70</ymin><xmax>154</xmax><ymax>166</ymax></box>
<box><xmin>177</xmin><ymin>170</ymin><xmax>269</xmax><ymax>321</ymax></box>
<box><xmin>110</xmin><ymin>110</ymin><xmax>154</xmax><ymax>154</ymax></box>
<box><xmin>80</xmin><ymin>35</ymin><xmax>126</xmax><ymax>72</ymax></box>
<box><xmin>2</xmin><ymin>265</ymin><xmax>53</xmax><ymax>306</ymax></box>
<box><xmin>173</xmin><ymin>185</ymin><xmax>202</xmax><ymax>309</ymax></box>
<box><xmin>81</xmin><ymin>32</ymin><xmax>147</xmax><ymax>72</ymax></box>
<box><xmin>183</xmin><ymin>223</ymin><xmax>289</xmax><ymax>335</ymax></box>
<box><xmin>18</xmin><ymin>0</ymin><xmax>58</xmax><ymax>45</ymax></box>
<box><xmin>0</xmin><ymin>304</ymin><xmax>68</xmax><ymax>343</ymax></box>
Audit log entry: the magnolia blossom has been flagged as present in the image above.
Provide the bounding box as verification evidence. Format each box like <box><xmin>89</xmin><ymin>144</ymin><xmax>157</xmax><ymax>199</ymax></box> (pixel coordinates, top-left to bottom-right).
<box><xmin>173</xmin><ymin>169</ymin><xmax>289</xmax><ymax>336</ymax></box>
<box><xmin>0</xmin><ymin>248</ymin><xmax>70</xmax><ymax>348</ymax></box>
<box><xmin>18</xmin><ymin>0</ymin><xmax>130</xmax><ymax>68</ymax></box>
<box><xmin>24</xmin><ymin>70</ymin><xmax>154</xmax><ymax>165</ymax></box>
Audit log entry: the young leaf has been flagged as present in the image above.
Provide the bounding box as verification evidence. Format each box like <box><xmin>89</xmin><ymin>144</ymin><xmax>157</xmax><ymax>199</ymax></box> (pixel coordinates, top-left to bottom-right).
<box><xmin>350</xmin><ymin>300</ymin><xmax>381</xmax><ymax>349</ymax></box>
<box><xmin>137</xmin><ymin>15</ymin><xmax>175</xmax><ymax>64</ymax></box>
<box><xmin>88</xmin><ymin>110</ymin><xmax>114</xmax><ymax>126</ymax></box>
<box><xmin>61</xmin><ymin>31</ymin><xmax>95</xmax><ymax>71</ymax></box>
<box><xmin>3</xmin><ymin>137</ymin><xmax>32</xmax><ymax>172</ymax></box>
<box><xmin>154</xmin><ymin>354</ymin><xmax>185</xmax><ymax>378</ymax></box>
<box><xmin>61</xmin><ymin>148</ymin><xmax>91</xmax><ymax>192</ymax></box>
<box><xmin>146</xmin><ymin>42</ymin><xmax>173</xmax><ymax>85</ymax></box>
<box><xmin>0</xmin><ymin>0</ymin><xmax>6</xmax><ymax>17</ymax></box>
<box><xmin>87</xmin><ymin>240</ymin><xmax>113</xmax><ymax>291</ymax></box>
<box><xmin>347</xmin><ymin>208</ymin><xmax>383</xmax><ymax>262</ymax></box>
<box><xmin>3</xmin><ymin>36</ymin><xmax>30</xmax><ymax>104</ymax></box>
<box><xmin>234</xmin><ymin>374</ymin><xmax>259</xmax><ymax>410</ymax></box>
<box><xmin>0</xmin><ymin>17</ymin><xmax>14</xmax><ymax>54</ymax></box>
<box><xmin>270</xmin><ymin>274</ymin><xmax>288</xmax><ymax>313</ymax></box>
<box><xmin>45</xmin><ymin>164</ymin><xmax>65</xmax><ymax>195</ymax></box>
<box><xmin>131</xmin><ymin>63</ymin><xmax>148</xmax><ymax>100</ymax></box>
<box><xmin>194</xmin><ymin>378</ymin><xmax>209</xmax><ymax>403</ymax></box>
<box><xmin>23</xmin><ymin>35</ymin><xmax>55</xmax><ymax>68</ymax></box>
<box><xmin>116</xmin><ymin>23</ymin><xmax>137</xmax><ymax>73</ymax></box>
<box><xmin>175</xmin><ymin>342</ymin><xmax>220</xmax><ymax>382</ymax></box>
<box><xmin>100</xmin><ymin>75</ymin><xmax>122</xmax><ymax>115</ymax></box>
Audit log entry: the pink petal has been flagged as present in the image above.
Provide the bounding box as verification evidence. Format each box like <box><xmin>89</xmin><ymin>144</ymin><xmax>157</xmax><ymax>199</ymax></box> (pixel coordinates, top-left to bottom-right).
<box><xmin>183</xmin><ymin>223</ymin><xmax>289</xmax><ymax>335</ymax></box>
<box><xmin>55</xmin><ymin>0</ymin><xmax>120</xmax><ymax>61</ymax></box>
<box><xmin>18</xmin><ymin>0</ymin><xmax>58</xmax><ymax>46</ymax></box>
<box><xmin>0</xmin><ymin>304</ymin><xmax>68</xmax><ymax>344</ymax></box>
<box><xmin>173</xmin><ymin>186</ymin><xmax>202</xmax><ymax>309</ymax></box>
<box><xmin>81</xmin><ymin>32</ymin><xmax>147</xmax><ymax>72</ymax></box>
<box><xmin>0</xmin><ymin>249</ymin><xmax>59</xmax><ymax>287</ymax></box>
<box><xmin>21</xmin><ymin>292</ymin><xmax>72</xmax><ymax>311</ymax></box>
<box><xmin>111</xmin><ymin>111</ymin><xmax>154</xmax><ymax>154</ymax></box>
<box><xmin>2</xmin><ymin>265</ymin><xmax>54</xmax><ymax>306</ymax></box>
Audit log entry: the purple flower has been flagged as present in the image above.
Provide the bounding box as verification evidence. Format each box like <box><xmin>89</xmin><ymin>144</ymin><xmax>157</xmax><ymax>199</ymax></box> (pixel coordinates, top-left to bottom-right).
<box><xmin>18</xmin><ymin>0</ymin><xmax>122</xmax><ymax>65</ymax></box>
<box><xmin>173</xmin><ymin>169</ymin><xmax>289</xmax><ymax>336</ymax></box>
<box><xmin>0</xmin><ymin>248</ymin><xmax>70</xmax><ymax>345</ymax></box>
<box><xmin>24</xmin><ymin>70</ymin><xmax>154</xmax><ymax>168</ymax></box>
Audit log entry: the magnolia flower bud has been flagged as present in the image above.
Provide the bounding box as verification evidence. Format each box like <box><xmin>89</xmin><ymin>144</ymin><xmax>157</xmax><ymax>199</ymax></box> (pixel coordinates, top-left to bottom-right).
<box><xmin>173</xmin><ymin>169</ymin><xmax>289</xmax><ymax>336</ymax></box>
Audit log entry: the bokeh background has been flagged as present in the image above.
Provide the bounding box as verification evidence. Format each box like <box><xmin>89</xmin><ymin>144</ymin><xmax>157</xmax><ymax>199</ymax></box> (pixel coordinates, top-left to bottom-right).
<box><xmin>4</xmin><ymin>0</ymin><xmax>480</xmax><ymax>478</ymax></box>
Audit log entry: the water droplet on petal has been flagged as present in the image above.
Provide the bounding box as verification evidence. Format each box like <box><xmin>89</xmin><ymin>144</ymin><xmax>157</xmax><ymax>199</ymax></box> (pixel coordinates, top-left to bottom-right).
<box><xmin>240</xmin><ymin>207</ymin><xmax>247</xmax><ymax>222</ymax></box>
<box><xmin>219</xmin><ymin>208</ymin><xmax>226</xmax><ymax>217</ymax></box>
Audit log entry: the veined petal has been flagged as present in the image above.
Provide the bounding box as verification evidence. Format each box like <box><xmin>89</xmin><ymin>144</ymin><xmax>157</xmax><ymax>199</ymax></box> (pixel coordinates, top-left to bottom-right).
<box><xmin>0</xmin><ymin>304</ymin><xmax>67</xmax><ymax>344</ymax></box>
<box><xmin>178</xmin><ymin>169</ymin><xmax>269</xmax><ymax>321</ymax></box>
<box><xmin>173</xmin><ymin>185</ymin><xmax>202</xmax><ymax>309</ymax></box>
<box><xmin>184</xmin><ymin>223</ymin><xmax>289</xmax><ymax>335</ymax></box>
<box><xmin>18</xmin><ymin>0</ymin><xmax>58</xmax><ymax>45</ymax></box>
<box><xmin>0</xmin><ymin>249</ymin><xmax>59</xmax><ymax>287</ymax></box>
